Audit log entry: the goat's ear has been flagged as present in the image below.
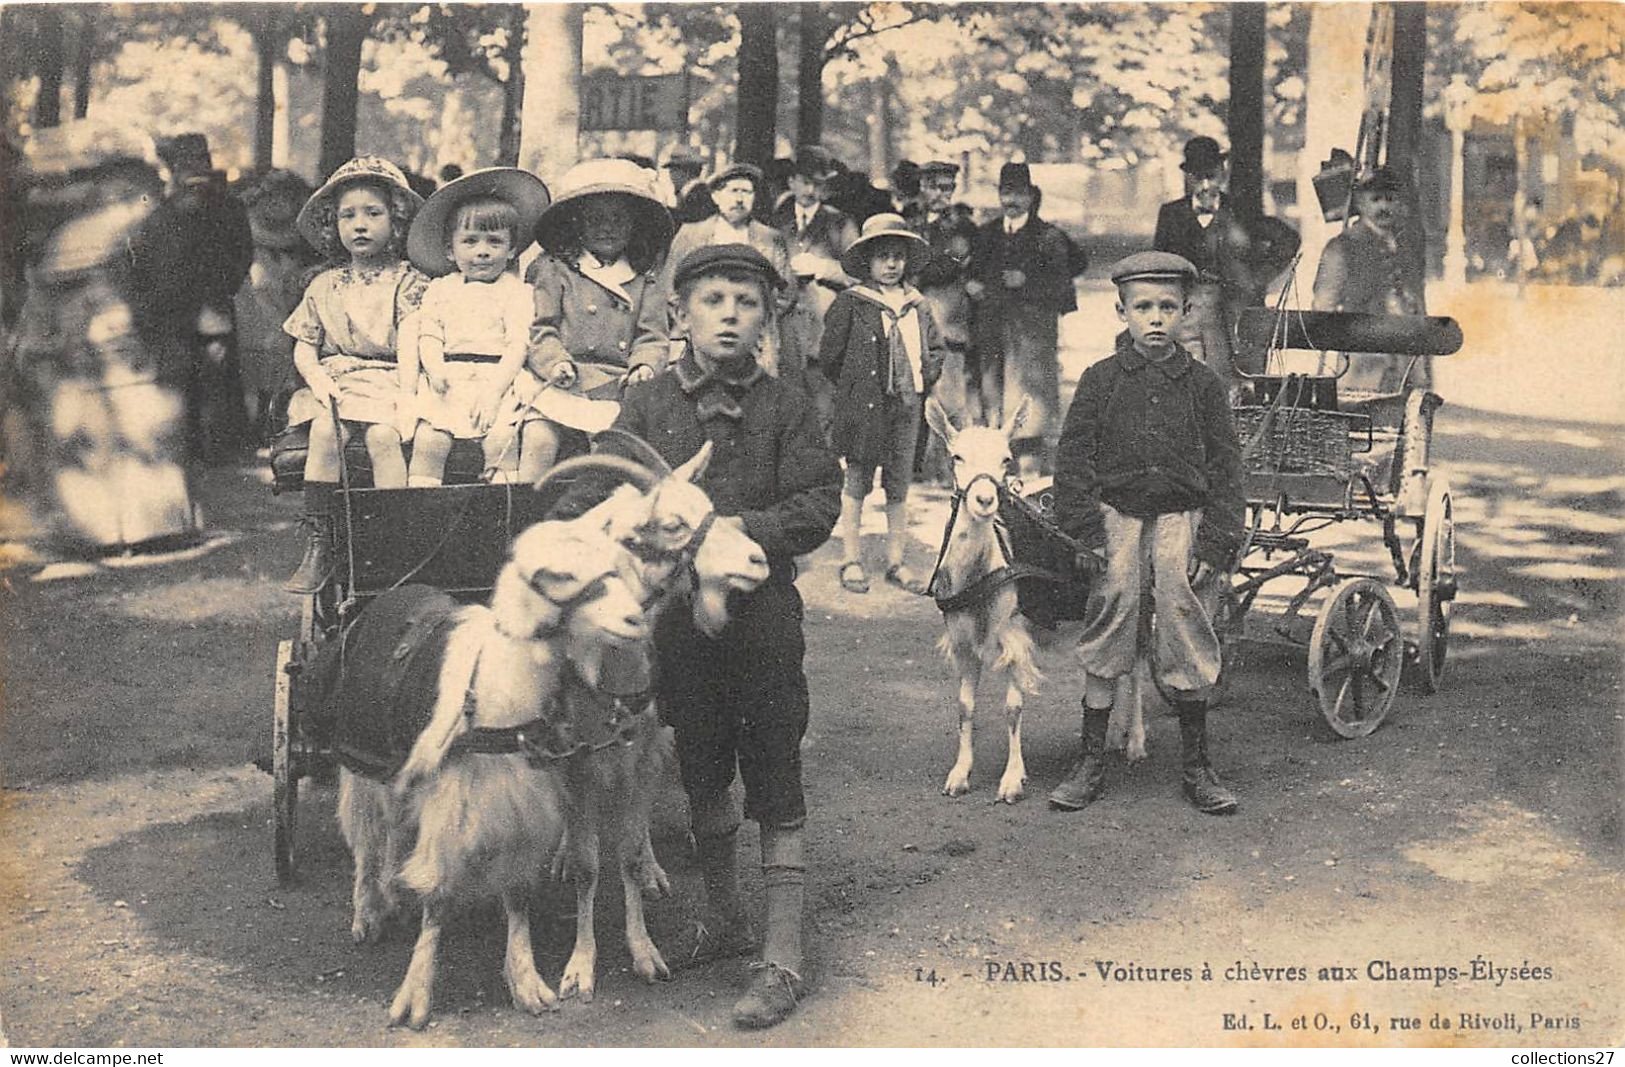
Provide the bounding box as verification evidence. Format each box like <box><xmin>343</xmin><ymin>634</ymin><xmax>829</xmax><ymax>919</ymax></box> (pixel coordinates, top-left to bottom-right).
<box><xmin>674</xmin><ymin>440</ymin><xmax>713</xmax><ymax>484</ymax></box>
<box><xmin>924</xmin><ymin>396</ymin><xmax>958</xmax><ymax>444</ymax></box>
<box><xmin>1003</xmin><ymin>397</ymin><xmax>1032</xmax><ymax>441</ymax></box>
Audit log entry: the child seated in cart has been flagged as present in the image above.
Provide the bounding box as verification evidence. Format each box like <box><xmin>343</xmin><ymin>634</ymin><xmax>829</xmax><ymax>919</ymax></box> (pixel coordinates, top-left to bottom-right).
<box><xmin>1050</xmin><ymin>251</ymin><xmax>1246</xmax><ymax>816</ymax></box>
<box><xmin>283</xmin><ymin>157</ymin><xmax>430</xmax><ymax>593</ymax></box>
<box><xmin>400</xmin><ymin>168</ymin><xmax>553</xmax><ymax>485</ymax></box>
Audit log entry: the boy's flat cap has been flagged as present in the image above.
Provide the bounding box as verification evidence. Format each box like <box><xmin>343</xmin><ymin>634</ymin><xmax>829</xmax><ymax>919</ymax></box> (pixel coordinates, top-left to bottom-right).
<box><xmin>919</xmin><ymin>160</ymin><xmax>960</xmax><ymax>177</ymax></box>
<box><xmin>1109</xmin><ymin>250</ymin><xmax>1199</xmax><ymax>286</ymax></box>
<box><xmin>673</xmin><ymin>243</ymin><xmax>787</xmax><ymax>291</ymax></box>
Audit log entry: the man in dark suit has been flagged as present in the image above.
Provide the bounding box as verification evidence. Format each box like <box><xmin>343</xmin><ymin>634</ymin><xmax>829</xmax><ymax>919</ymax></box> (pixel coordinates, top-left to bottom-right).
<box><xmin>1153</xmin><ymin>136</ymin><xmax>1301</xmax><ymax>386</ymax></box>
<box><xmin>912</xmin><ymin>160</ymin><xmax>977</xmax><ymax>482</ymax></box>
<box><xmin>967</xmin><ymin>161</ymin><xmax>1076</xmax><ymax>479</ymax></box>
<box><xmin>771</xmin><ymin>147</ymin><xmax>859</xmax><ymax>432</ymax></box>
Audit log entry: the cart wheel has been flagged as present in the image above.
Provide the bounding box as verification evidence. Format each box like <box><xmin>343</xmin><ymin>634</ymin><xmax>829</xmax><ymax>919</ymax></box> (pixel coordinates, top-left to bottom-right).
<box><xmin>1308</xmin><ymin>578</ymin><xmax>1404</xmax><ymax>738</ymax></box>
<box><xmin>1410</xmin><ymin>478</ymin><xmax>1455</xmax><ymax>693</ymax></box>
<box><xmin>272</xmin><ymin>638</ymin><xmax>299</xmax><ymax>884</ymax></box>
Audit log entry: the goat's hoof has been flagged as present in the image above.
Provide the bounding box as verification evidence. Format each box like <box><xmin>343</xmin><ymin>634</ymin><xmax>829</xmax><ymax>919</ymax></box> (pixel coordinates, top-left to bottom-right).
<box><xmin>559</xmin><ymin>960</ymin><xmax>595</xmax><ymax>1002</ymax></box>
<box><xmin>942</xmin><ymin>771</ymin><xmax>973</xmax><ymax>797</ymax></box>
<box><xmin>638</xmin><ymin>860</ymin><xmax>672</xmax><ymax>900</ymax></box>
<box><xmin>507</xmin><ymin>968</ymin><xmax>559</xmax><ymax>1015</ymax></box>
<box><xmin>996</xmin><ymin>787</ymin><xmax>1025</xmax><ymax>804</ymax></box>
<box><xmin>388</xmin><ymin>982</ymin><xmax>432</xmax><ymax>1030</ymax></box>
<box><xmin>631</xmin><ymin>946</ymin><xmax>671</xmax><ymax>983</ymax></box>
<box><xmin>1126</xmin><ymin>742</ymin><xmax>1148</xmax><ymax>763</ymax></box>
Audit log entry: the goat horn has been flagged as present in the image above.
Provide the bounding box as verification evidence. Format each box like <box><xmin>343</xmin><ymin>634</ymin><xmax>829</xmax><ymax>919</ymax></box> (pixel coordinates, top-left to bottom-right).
<box><xmin>591</xmin><ymin>428</ymin><xmax>674</xmax><ymax>477</ymax></box>
<box><xmin>531</xmin><ymin>454</ymin><xmax>661</xmax><ymax>499</ymax></box>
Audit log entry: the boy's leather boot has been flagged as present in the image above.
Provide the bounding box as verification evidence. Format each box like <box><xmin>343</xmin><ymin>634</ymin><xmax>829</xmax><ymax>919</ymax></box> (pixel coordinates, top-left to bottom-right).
<box><xmin>1047</xmin><ymin>702</ymin><xmax>1112</xmax><ymax>811</ymax></box>
<box><xmin>284</xmin><ymin>481</ymin><xmax>336</xmax><ymax>594</ymax></box>
<box><xmin>733</xmin><ymin>825</ymin><xmax>805</xmax><ymax>1029</ymax></box>
<box><xmin>1177</xmin><ymin>701</ymin><xmax>1238</xmax><ymax>815</ymax></box>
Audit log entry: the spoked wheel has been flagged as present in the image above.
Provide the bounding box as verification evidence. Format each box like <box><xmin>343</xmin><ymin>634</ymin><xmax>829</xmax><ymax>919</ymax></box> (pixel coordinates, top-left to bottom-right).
<box><xmin>1410</xmin><ymin>478</ymin><xmax>1456</xmax><ymax>693</ymax></box>
<box><xmin>1308</xmin><ymin>578</ymin><xmax>1404</xmax><ymax>738</ymax></box>
<box><xmin>272</xmin><ymin>638</ymin><xmax>299</xmax><ymax>884</ymax></box>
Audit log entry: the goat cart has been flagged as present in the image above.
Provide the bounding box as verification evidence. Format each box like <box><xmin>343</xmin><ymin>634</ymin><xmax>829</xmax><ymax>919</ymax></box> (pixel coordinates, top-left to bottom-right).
<box><xmin>269</xmin><ymin>473</ymin><xmax>562</xmax><ymax>885</ymax></box>
<box><xmin>1205</xmin><ymin>308</ymin><xmax>1464</xmax><ymax>738</ymax></box>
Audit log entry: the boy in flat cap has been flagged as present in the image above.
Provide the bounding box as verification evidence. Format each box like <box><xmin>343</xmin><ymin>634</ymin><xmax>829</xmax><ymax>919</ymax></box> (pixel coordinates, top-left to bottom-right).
<box><xmin>596</xmin><ymin>243</ymin><xmax>840</xmax><ymax>1029</ymax></box>
<box><xmin>1050</xmin><ymin>251</ymin><xmax>1244</xmax><ymax>816</ymax></box>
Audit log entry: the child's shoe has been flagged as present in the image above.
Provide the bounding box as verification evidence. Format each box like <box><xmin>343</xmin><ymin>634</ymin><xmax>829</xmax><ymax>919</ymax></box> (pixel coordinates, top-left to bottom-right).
<box><xmin>284</xmin><ymin>514</ymin><xmax>335</xmax><ymax>593</ymax></box>
<box><xmin>1177</xmin><ymin>703</ymin><xmax>1239</xmax><ymax>814</ymax></box>
<box><xmin>732</xmin><ymin>960</ymin><xmax>804</xmax><ymax>1029</ymax></box>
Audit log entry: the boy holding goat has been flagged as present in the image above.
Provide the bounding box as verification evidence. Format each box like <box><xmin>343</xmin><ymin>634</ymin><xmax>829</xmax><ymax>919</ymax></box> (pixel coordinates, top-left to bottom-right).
<box><xmin>1050</xmin><ymin>251</ymin><xmax>1245</xmax><ymax>816</ymax></box>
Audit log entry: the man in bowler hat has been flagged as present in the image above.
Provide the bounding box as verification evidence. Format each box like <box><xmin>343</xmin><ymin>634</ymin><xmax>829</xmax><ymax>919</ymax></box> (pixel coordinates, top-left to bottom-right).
<box><xmin>1153</xmin><ymin>135</ymin><xmax>1301</xmax><ymax>388</ymax></box>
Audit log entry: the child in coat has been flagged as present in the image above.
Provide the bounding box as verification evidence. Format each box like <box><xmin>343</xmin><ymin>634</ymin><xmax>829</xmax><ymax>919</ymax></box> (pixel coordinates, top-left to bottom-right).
<box><xmin>516</xmin><ymin>158</ymin><xmax>673</xmax><ymax>482</ymax></box>
<box><xmin>401</xmin><ymin>168</ymin><xmax>552</xmax><ymax>484</ymax></box>
<box><xmin>283</xmin><ymin>156</ymin><xmax>429</xmax><ymax>592</ymax></box>
<box><xmin>585</xmin><ymin>244</ymin><xmax>840</xmax><ymax>1029</ymax></box>
<box><xmin>820</xmin><ymin>213</ymin><xmax>946</xmax><ymax>595</ymax></box>
<box><xmin>1050</xmin><ymin>251</ymin><xmax>1245</xmax><ymax>815</ymax></box>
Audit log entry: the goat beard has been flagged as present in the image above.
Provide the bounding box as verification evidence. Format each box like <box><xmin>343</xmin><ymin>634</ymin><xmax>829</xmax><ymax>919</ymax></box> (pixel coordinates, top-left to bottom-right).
<box><xmin>692</xmin><ymin>585</ymin><xmax>733</xmax><ymax>638</ymax></box>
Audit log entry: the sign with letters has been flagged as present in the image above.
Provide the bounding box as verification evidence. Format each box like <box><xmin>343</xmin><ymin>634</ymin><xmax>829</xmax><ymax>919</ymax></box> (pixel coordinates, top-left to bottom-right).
<box><xmin>579</xmin><ymin>73</ymin><xmax>688</xmax><ymax>132</ymax></box>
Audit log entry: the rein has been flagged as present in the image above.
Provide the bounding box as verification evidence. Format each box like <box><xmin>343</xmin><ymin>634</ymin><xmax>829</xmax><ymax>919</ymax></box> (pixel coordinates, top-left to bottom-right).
<box><xmin>926</xmin><ymin>476</ymin><xmax>1081</xmax><ymax>616</ymax></box>
<box><xmin>450</xmin><ymin>658</ymin><xmax>655</xmax><ymax>765</ymax></box>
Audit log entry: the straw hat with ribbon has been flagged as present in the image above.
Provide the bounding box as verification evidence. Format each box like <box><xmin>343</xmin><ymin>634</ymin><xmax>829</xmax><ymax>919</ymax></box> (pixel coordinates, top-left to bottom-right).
<box><xmin>840</xmin><ymin>212</ymin><xmax>930</xmax><ymax>279</ymax></box>
<box><xmin>295</xmin><ymin>155</ymin><xmax>423</xmax><ymax>251</ymax></box>
<box><xmin>532</xmin><ymin>157</ymin><xmax>674</xmax><ymax>271</ymax></box>
<box><xmin>406</xmin><ymin>167</ymin><xmax>552</xmax><ymax>276</ymax></box>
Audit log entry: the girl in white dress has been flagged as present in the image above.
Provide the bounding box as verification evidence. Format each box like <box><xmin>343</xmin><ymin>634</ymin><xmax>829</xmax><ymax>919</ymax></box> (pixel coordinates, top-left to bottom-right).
<box><xmin>401</xmin><ymin>168</ymin><xmax>552</xmax><ymax>484</ymax></box>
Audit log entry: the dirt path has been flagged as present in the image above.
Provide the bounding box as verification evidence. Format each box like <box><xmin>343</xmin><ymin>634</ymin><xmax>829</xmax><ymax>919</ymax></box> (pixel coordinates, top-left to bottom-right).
<box><xmin>2</xmin><ymin>406</ymin><xmax>1621</xmax><ymax>1048</ymax></box>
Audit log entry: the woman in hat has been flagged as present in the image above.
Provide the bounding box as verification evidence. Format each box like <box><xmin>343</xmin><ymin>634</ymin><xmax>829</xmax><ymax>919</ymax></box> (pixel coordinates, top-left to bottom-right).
<box><xmin>234</xmin><ymin>170</ymin><xmax>318</xmax><ymax>443</ymax></box>
<box><xmin>281</xmin><ymin>156</ymin><xmax>430</xmax><ymax>593</ymax></box>
<box><xmin>400</xmin><ymin>167</ymin><xmax>551</xmax><ymax>485</ymax></box>
<box><xmin>515</xmin><ymin>157</ymin><xmax>673</xmax><ymax>482</ymax></box>
<box><xmin>820</xmin><ymin>213</ymin><xmax>946</xmax><ymax>595</ymax></box>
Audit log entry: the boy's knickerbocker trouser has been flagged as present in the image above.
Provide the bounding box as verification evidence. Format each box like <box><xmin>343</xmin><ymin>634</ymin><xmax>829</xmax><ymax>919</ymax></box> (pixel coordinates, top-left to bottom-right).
<box><xmin>1077</xmin><ymin>504</ymin><xmax>1222</xmax><ymax>699</ymax></box>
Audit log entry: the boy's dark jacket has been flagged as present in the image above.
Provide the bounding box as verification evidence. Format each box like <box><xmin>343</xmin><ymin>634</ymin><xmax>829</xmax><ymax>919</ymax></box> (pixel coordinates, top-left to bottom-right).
<box><xmin>598</xmin><ymin>346</ymin><xmax>840</xmax><ymax>581</ymax></box>
<box><xmin>1053</xmin><ymin>331</ymin><xmax>1244</xmax><ymax>569</ymax></box>
<box><xmin>818</xmin><ymin>286</ymin><xmax>946</xmax><ymax>466</ymax></box>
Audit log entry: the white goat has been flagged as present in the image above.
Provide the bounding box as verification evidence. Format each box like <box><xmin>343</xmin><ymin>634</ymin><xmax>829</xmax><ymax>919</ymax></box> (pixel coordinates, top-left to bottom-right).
<box><xmin>924</xmin><ymin>397</ymin><xmax>1145</xmax><ymax>804</ymax></box>
<box><xmin>534</xmin><ymin>445</ymin><xmax>769</xmax><ymax>1001</ymax></box>
<box><xmin>338</xmin><ymin>520</ymin><xmax>653</xmax><ymax>1028</ymax></box>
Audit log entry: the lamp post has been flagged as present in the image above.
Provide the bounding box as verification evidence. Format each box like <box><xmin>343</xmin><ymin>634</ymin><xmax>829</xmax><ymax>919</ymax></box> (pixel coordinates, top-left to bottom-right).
<box><xmin>1442</xmin><ymin>75</ymin><xmax>1472</xmax><ymax>286</ymax></box>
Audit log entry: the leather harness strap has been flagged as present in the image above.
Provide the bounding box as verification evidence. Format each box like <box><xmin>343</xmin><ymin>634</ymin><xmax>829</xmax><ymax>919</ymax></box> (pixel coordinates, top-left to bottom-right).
<box><xmin>449</xmin><ymin>661</ymin><xmax>655</xmax><ymax>765</ymax></box>
<box><xmin>927</xmin><ymin>476</ymin><xmax>1088</xmax><ymax>616</ymax></box>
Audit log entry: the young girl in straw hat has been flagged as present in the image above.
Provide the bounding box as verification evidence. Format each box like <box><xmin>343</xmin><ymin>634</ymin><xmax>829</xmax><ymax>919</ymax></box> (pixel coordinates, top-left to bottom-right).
<box><xmin>282</xmin><ymin>156</ymin><xmax>429</xmax><ymax>593</ymax></box>
<box><xmin>401</xmin><ymin>167</ymin><xmax>551</xmax><ymax>485</ymax></box>
<box><xmin>515</xmin><ymin>157</ymin><xmax>673</xmax><ymax>481</ymax></box>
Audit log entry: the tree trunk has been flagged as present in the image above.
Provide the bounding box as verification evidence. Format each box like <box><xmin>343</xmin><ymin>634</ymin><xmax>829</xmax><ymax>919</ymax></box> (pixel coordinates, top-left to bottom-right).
<box><xmin>735</xmin><ymin>4</ymin><xmax>779</xmax><ymax>169</ymax></box>
<box><xmin>497</xmin><ymin>4</ymin><xmax>527</xmax><ymax>167</ymax></box>
<box><xmin>318</xmin><ymin>6</ymin><xmax>368</xmax><ymax>181</ymax></box>
<box><xmin>251</xmin><ymin>13</ymin><xmax>281</xmax><ymax>174</ymax></box>
<box><xmin>33</xmin><ymin>7</ymin><xmax>65</xmax><ymax>129</ymax></box>
<box><xmin>796</xmin><ymin>1</ymin><xmax>825</xmax><ymax>148</ymax></box>
<box><xmin>1386</xmin><ymin>1</ymin><xmax>1428</xmax><ymax>302</ymax></box>
<box><xmin>1227</xmin><ymin>2</ymin><xmax>1266</xmax><ymax>219</ymax></box>
<box><xmin>69</xmin><ymin>11</ymin><xmax>93</xmax><ymax>120</ymax></box>
<box><xmin>518</xmin><ymin>3</ymin><xmax>582</xmax><ymax>183</ymax></box>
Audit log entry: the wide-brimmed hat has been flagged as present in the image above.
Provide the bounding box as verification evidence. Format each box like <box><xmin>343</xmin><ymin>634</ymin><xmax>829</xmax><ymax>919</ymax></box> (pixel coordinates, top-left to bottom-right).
<box><xmin>998</xmin><ymin>161</ymin><xmax>1034</xmax><ymax>193</ymax></box>
<box><xmin>841</xmin><ymin>212</ymin><xmax>930</xmax><ymax>278</ymax></box>
<box><xmin>709</xmin><ymin>162</ymin><xmax>764</xmax><ymax>191</ymax></box>
<box><xmin>533</xmin><ymin>157</ymin><xmax>673</xmax><ymax>262</ymax></box>
<box><xmin>919</xmin><ymin>160</ymin><xmax>960</xmax><ymax>180</ymax></box>
<box><xmin>406</xmin><ymin>167</ymin><xmax>552</xmax><ymax>275</ymax></box>
<box><xmin>1180</xmin><ymin>136</ymin><xmax>1227</xmax><ymax>175</ymax></box>
<box><xmin>296</xmin><ymin>155</ymin><xmax>422</xmax><ymax>249</ymax></box>
<box><xmin>243</xmin><ymin>169</ymin><xmax>313</xmax><ymax>252</ymax></box>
